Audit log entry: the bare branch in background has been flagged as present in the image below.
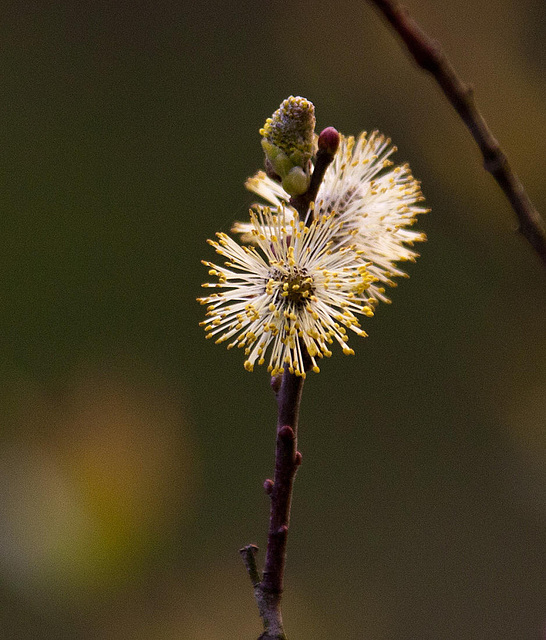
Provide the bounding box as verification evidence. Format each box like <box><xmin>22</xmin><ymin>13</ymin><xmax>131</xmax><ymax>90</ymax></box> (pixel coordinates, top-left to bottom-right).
<box><xmin>369</xmin><ymin>0</ymin><xmax>546</xmax><ymax>266</ymax></box>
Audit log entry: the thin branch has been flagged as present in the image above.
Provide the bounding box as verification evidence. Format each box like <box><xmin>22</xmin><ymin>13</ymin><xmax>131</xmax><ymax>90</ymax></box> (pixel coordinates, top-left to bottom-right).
<box><xmin>263</xmin><ymin>372</ymin><xmax>304</xmax><ymax>640</ymax></box>
<box><xmin>240</xmin><ymin>372</ymin><xmax>303</xmax><ymax>640</ymax></box>
<box><xmin>262</xmin><ymin>374</ymin><xmax>304</xmax><ymax>598</ymax></box>
<box><xmin>368</xmin><ymin>0</ymin><xmax>546</xmax><ymax>266</ymax></box>
<box><xmin>291</xmin><ymin>127</ymin><xmax>341</xmax><ymax>225</ymax></box>
<box><xmin>240</xmin><ymin>544</ymin><xmax>261</xmax><ymax>587</ymax></box>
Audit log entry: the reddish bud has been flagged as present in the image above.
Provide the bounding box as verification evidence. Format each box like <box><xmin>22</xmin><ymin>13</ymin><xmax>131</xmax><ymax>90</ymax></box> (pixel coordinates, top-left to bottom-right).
<box><xmin>318</xmin><ymin>126</ymin><xmax>340</xmax><ymax>155</ymax></box>
<box><xmin>278</xmin><ymin>425</ymin><xmax>295</xmax><ymax>441</ymax></box>
<box><xmin>294</xmin><ymin>451</ymin><xmax>303</xmax><ymax>466</ymax></box>
<box><xmin>270</xmin><ymin>374</ymin><xmax>282</xmax><ymax>394</ymax></box>
<box><xmin>263</xmin><ymin>478</ymin><xmax>274</xmax><ymax>494</ymax></box>
<box><xmin>277</xmin><ymin>525</ymin><xmax>288</xmax><ymax>536</ymax></box>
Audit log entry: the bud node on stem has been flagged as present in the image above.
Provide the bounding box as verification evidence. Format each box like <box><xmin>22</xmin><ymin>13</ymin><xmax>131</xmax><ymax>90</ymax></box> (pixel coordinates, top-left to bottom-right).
<box><xmin>278</xmin><ymin>425</ymin><xmax>295</xmax><ymax>441</ymax></box>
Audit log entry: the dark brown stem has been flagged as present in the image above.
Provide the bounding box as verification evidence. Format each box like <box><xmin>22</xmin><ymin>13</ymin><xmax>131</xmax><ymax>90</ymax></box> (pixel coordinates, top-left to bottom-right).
<box><xmin>291</xmin><ymin>127</ymin><xmax>340</xmax><ymax>223</ymax></box>
<box><xmin>368</xmin><ymin>0</ymin><xmax>546</xmax><ymax>266</ymax></box>
<box><xmin>262</xmin><ymin>372</ymin><xmax>304</xmax><ymax>596</ymax></box>
<box><xmin>240</xmin><ymin>371</ymin><xmax>303</xmax><ymax>640</ymax></box>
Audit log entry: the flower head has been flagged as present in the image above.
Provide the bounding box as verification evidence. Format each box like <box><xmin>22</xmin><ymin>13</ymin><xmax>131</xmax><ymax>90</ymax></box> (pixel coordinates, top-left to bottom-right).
<box><xmin>234</xmin><ymin>131</ymin><xmax>428</xmax><ymax>303</ymax></box>
<box><xmin>199</xmin><ymin>207</ymin><xmax>376</xmax><ymax>377</ymax></box>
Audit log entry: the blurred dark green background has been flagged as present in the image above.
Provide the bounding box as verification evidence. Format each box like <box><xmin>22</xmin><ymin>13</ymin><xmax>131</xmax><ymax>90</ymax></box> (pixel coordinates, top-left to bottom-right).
<box><xmin>1</xmin><ymin>0</ymin><xmax>545</xmax><ymax>638</ymax></box>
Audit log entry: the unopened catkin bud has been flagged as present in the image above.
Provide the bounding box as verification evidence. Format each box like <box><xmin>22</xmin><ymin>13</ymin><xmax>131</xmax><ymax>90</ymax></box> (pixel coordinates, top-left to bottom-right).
<box><xmin>318</xmin><ymin>126</ymin><xmax>340</xmax><ymax>156</ymax></box>
<box><xmin>260</xmin><ymin>96</ymin><xmax>317</xmax><ymax>196</ymax></box>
